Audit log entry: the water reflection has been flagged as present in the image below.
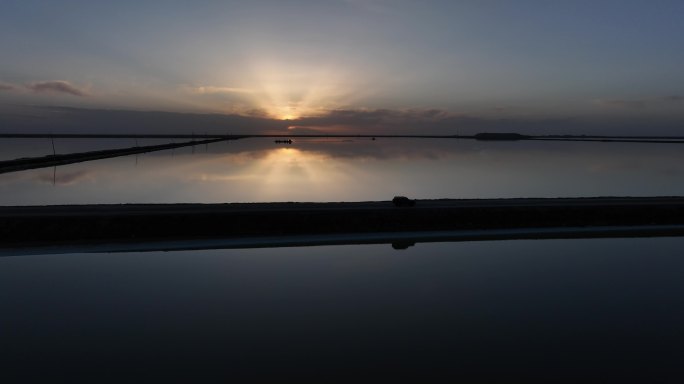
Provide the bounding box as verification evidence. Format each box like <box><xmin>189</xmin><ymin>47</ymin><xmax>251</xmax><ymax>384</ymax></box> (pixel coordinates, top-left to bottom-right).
<box><xmin>2</xmin><ymin>138</ymin><xmax>684</xmax><ymax>205</ymax></box>
<box><xmin>190</xmin><ymin>147</ymin><xmax>364</xmax><ymax>201</ymax></box>
<box><xmin>1</xmin><ymin>238</ymin><xmax>684</xmax><ymax>381</ymax></box>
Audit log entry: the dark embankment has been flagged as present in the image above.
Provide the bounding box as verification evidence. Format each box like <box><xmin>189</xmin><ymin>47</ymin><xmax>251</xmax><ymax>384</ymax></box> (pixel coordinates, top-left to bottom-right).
<box><xmin>2</xmin><ymin>197</ymin><xmax>684</xmax><ymax>248</ymax></box>
<box><xmin>0</xmin><ymin>137</ymin><xmax>243</xmax><ymax>174</ymax></box>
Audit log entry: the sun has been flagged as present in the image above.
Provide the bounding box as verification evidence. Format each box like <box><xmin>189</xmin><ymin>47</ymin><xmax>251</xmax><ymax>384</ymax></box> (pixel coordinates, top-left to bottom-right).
<box><xmin>273</xmin><ymin>104</ymin><xmax>300</xmax><ymax>120</ymax></box>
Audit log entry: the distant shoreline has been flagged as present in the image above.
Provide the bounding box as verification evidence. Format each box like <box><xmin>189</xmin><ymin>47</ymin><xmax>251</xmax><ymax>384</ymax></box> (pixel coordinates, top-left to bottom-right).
<box><xmin>4</xmin><ymin>132</ymin><xmax>684</xmax><ymax>142</ymax></box>
<box><xmin>3</xmin><ymin>197</ymin><xmax>684</xmax><ymax>250</ymax></box>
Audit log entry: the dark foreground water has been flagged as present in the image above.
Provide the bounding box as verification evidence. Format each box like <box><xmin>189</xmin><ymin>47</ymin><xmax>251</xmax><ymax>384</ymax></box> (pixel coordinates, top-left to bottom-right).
<box><xmin>2</xmin><ymin>237</ymin><xmax>684</xmax><ymax>382</ymax></box>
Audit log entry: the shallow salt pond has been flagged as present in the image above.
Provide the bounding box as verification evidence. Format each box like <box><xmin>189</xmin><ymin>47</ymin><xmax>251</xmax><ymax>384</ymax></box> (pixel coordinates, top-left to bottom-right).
<box><xmin>2</xmin><ymin>138</ymin><xmax>684</xmax><ymax>205</ymax></box>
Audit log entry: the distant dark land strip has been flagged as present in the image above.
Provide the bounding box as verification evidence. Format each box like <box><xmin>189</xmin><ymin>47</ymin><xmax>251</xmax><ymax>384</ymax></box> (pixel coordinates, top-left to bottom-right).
<box><xmin>0</xmin><ymin>137</ymin><xmax>240</xmax><ymax>174</ymax></box>
<box><xmin>4</xmin><ymin>132</ymin><xmax>684</xmax><ymax>143</ymax></box>
<box><xmin>2</xmin><ymin>197</ymin><xmax>684</xmax><ymax>249</ymax></box>
<box><xmin>528</xmin><ymin>137</ymin><xmax>684</xmax><ymax>143</ymax></box>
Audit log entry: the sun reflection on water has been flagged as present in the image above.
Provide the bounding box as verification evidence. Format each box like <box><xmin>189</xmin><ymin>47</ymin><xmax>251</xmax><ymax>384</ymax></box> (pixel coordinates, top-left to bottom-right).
<box><xmin>188</xmin><ymin>146</ymin><xmax>366</xmax><ymax>201</ymax></box>
<box><xmin>246</xmin><ymin>147</ymin><xmax>359</xmax><ymax>200</ymax></box>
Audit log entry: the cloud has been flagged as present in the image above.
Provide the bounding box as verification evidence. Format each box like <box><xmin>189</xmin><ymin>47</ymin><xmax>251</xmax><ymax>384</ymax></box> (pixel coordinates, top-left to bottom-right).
<box><xmin>290</xmin><ymin>107</ymin><xmax>684</xmax><ymax>136</ymax></box>
<box><xmin>0</xmin><ymin>106</ymin><xmax>290</xmax><ymax>135</ymax></box>
<box><xmin>26</xmin><ymin>81</ymin><xmax>87</xmax><ymax>97</ymax></box>
<box><xmin>595</xmin><ymin>95</ymin><xmax>684</xmax><ymax>109</ymax></box>
<box><xmin>295</xmin><ymin>108</ymin><xmax>458</xmax><ymax>128</ymax></box>
<box><xmin>2</xmin><ymin>104</ymin><xmax>683</xmax><ymax>137</ymax></box>
<box><xmin>188</xmin><ymin>86</ymin><xmax>253</xmax><ymax>95</ymax></box>
<box><xmin>289</xmin><ymin>108</ymin><xmax>535</xmax><ymax>135</ymax></box>
<box><xmin>0</xmin><ymin>83</ymin><xmax>15</xmax><ymax>91</ymax></box>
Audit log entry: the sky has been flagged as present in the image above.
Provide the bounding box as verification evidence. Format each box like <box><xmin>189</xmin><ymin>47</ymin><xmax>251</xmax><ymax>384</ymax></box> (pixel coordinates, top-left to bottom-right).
<box><xmin>1</xmin><ymin>0</ymin><xmax>683</xmax><ymax>134</ymax></box>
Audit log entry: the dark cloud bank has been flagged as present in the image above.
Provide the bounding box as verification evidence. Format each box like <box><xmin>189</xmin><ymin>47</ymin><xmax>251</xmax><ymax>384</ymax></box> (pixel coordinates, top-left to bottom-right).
<box><xmin>0</xmin><ymin>106</ymin><xmax>288</xmax><ymax>134</ymax></box>
<box><xmin>292</xmin><ymin>107</ymin><xmax>684</xmax><ymax>136</ymax></box>
<box><xmin>1</xmin><ymin>105</ymin><xmax>683</xmax><ymax>136</ymax></box>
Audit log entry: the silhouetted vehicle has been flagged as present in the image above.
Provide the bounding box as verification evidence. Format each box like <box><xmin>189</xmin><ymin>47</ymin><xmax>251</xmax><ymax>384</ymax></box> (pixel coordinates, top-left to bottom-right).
<box><xmin>392</xmin><ymin>241</ymin><xmax>416</xmax><ymax>250</ymax></box>
<box><xmin>392</xmin><ymin>196</ymin><xmax>416</xmax><ymax>207</ymax></box>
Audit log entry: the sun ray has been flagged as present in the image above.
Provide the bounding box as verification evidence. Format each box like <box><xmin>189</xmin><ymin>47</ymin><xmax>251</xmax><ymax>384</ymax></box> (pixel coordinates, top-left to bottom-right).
<box><xmin>219</xmin><ymin>56</ymin><xmax>358</xmax><ymax>119</ymax></box>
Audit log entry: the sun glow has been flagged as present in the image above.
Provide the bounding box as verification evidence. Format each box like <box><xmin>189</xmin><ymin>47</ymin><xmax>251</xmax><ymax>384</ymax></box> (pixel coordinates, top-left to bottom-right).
<box><xmin>211</xmin><ymin>58</ymin><xmax>360</xmax><ymax>120</ymax></box>
<box><xmin>279</xmin><ymin>112</ymin><xmax>298</xmax><ymax>121</ymax></box>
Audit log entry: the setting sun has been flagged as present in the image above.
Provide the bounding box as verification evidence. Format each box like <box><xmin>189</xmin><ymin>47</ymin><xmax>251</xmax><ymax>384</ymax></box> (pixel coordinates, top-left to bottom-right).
<box><xmin>276</xmin><ymin>108</ymin><xmax>298</xmax><ymax>121</ymax></box>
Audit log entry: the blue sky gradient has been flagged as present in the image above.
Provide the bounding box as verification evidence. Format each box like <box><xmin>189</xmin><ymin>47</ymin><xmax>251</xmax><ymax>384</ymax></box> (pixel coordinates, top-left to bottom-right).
<box><xmin>1</xmin><ymin>0</ymin><xmax>683</xmax><ymax>133</ymax></box>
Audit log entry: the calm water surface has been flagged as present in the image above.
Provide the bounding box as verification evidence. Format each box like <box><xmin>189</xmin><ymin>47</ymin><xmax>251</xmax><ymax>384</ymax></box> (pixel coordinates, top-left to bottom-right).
<box><xmin>1</xmin><ymin>238</ymin><xmax>684</xmax><ymax>381</ymax></box>
<box><xmin>1</xmin><ymin>138</ymin><xmax>684</xmax><ymax>205</ymax></box>
<box><xmin>3</xmin><ymin>138</ymin><xmax>684</xmax><ymax>381</ymax></box>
